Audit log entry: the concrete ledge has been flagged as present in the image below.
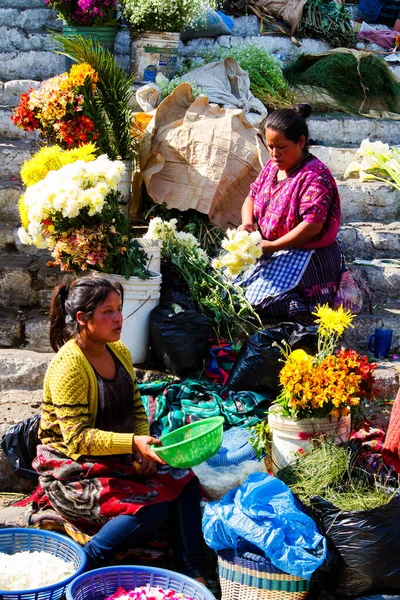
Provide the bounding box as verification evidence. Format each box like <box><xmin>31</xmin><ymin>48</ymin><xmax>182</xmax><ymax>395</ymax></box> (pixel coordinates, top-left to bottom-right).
<box><xmin>0</xmin><ymin>51</ymin><xmax>65</xmax><ymax>82</ymax></box>
<box><xmin>0</xmin><ymin>139</ymin><xmax>34</xmax><ymax>180</ymax></box>
<box><xmin>338</xmin><ymin>179</ymin><xmax>400</xmax><ymax>223</ymax></box>
<box><xmin>308</xmin><ymin>115</ymin><xmax>400</xmax><ymax>147</ymax></box>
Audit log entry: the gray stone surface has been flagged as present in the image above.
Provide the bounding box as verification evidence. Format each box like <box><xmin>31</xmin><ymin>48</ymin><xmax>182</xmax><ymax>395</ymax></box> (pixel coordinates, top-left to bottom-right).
<box><xmin>231</xmin><ymin>15</ymin><xmax>260</xmax><ymax>37</ymax></box>
<box><xmin>0</xmin><ymin>51</ymin><xmax>65</xmax><ymax>82</ymax></box>
<box><xmin>0</xmin><ymin>8</ymin><xmax>60</xmax><ymax>31</ymax></box>
<box><xmin>0</xmin><ymin>139</ymin><xmax>34</xmax><ymax>181</ymax></box>
<box><xmin>310</xmin><ymin>145</ymin><xmax>357</xmax><ymax>179</ymax></box>
<box><xmin>0</xmin><ymin>183</ymin><xmax>20</xmax><ymax>223</ymax></box>
<box><xmin>24</xmin><ymin>313</ymin><xmax>51</xmax><ymax>352</ymax></box>
<box><xmin>308</xmin><ymin>115</ymin><xmax>400</xmax><ymax>147</ymax></box>
<box><xmin>338</xmin><ymin>180</ymin><xmax>400</xmax><ymax>223</ymax></box>
<box><xmin>0</xmin><ymin>348</ymin><xmax>53</xmax><ymax>390</ymax></box>
<box><xmin>345</xmin><ymin>303</ymin><xmax>400</xmax><ymax>351</ymax></box>
<box><xmin>0</xmin><ymin>28</ymin><xmax>58</xmax><ymax>53</ymax></box>
<box><xmin>0</xmin><ymin>311</ymin><xmax>22</xmax><ymax>348</ymax></box>
<box><xmin>340</xmin><ymin>222</ymin><xmax>400</xmax><ymax>260</ymax></box>
<box><xmin>0</xmin><ymin>268</ymin><xmax>38</xmax><ymax>308</ymax></box>
<box><xmin>0</xmin><ymin>80</ymin><xmax>40</xmax><ymax>108</ymax></box>
<box><xmin>352</xmin><ymin>264</ymin><xmax>400</xmax><ymax>301</ymax></box>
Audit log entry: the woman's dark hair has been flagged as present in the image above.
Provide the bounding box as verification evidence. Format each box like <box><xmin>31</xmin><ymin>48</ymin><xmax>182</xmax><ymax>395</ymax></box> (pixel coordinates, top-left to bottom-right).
<box><xmin>265</xmin><ymin>103</ymin><xmax>312</xmax><ymax>146</ymax></box>
<box><xmin>49</xmin><ymin>276</ymin><xmax>124</xmax><ymax>352</ymax></box>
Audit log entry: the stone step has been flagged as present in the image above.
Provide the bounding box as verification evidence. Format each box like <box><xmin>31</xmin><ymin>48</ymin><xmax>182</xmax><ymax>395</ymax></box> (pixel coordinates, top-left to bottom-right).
<box><xmin>338</xmin><ymin>179</ymin><xmax>400</xmax><ymax>223</ymax></box>
<box><xmin>0</xmin><ymin>138</ymin><xmax>34</xmax><ymax>181</ymax></box>
<box><xmin>310</xmin><ymin>145</ymin><xmax>357</xmax><ymax>178</ymax></box>
<box><xmin>351</xmin><ymin>263</ymin><xmax>400</xmax><ymax>302</ymax></box>
<box><xmin>0</xmin><ymin>181</ymin><xmax>21</xmax><ymax>223</ymax></box>
<box><xmin>0</xmin><ymin>80</ymin><xmax>40</xmax><ymax>109</ymax></box>
<box><xmin>340</xmin><ymin>222</ymin><xmax>400</xmax><ymax>261</ymax></box>
<box><xmin>308</xmin><ymin>115</ymin><xmax>400</xmax><ymax>147</ymax></box>
<box><xmin>0</xmin><ymin>51</ymin><xmax>65</xmax><ymax>82</ymax></box>
<box><xmin>0</xmin><ymin>252</ymin><xmax>70</xmax><ymax>312</ymax></box>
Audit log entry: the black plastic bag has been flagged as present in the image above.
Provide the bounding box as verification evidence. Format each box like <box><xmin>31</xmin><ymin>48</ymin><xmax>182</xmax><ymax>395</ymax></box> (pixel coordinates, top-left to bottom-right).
<box><xmin>1</xmin><ymin>413</ymin><xmax>40</xmax><ymax>479</ymax></box>
<box><xmin>227</xmin><ymin>322</ymin><xmax>318</xmax><ymax>393</ymax></box>
<box><xmin>310</xmin><ymin>495</ymin><xmax>400</xmax><ymax>597</ymax></box>
<box><xmin>150</xmin><ymin>302</ymin><xmax>215</xmax><ymax>374</ymax></box>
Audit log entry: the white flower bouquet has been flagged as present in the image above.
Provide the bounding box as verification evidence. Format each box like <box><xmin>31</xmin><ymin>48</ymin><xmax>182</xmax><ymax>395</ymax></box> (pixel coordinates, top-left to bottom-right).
<box><xmin>144</xmin><ymin>217</ymin><xmax>262</xmax><ymax>337</ymax></box>
<box><xmin>119</xmin><ymin>0</ymin><xmax>215</xmax><ymax>32</ymax></box>
<box><xmin>18</xmin><ymin>151</ymin><xmax>149</xmax><ymax>278</ymax></box>
<box><xmin>344</xmin><ymin>138</ymin><xmax>400</xmax><ymax>190</ymax></box>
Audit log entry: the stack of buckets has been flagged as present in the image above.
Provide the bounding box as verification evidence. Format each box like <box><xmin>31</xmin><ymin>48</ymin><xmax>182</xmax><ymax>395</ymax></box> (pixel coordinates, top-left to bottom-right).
<box><xmin>104</xmin><ymin>239</ymin><xmax>162</xmax><ymax>364</ymax></box>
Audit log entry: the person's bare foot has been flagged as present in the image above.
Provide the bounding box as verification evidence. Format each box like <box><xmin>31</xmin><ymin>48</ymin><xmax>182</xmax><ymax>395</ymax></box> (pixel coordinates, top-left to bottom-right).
<box><xmin>194</xmin><ymin>576</ymin><xmax>207</xmax><ymax>587</ymax></box>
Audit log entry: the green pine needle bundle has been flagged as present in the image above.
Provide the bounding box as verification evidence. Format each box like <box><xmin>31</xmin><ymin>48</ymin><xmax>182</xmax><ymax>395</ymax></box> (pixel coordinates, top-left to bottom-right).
<box><xmin>284</xmin><ymin>52</ymin><xmax>400</xmax><ymax>115</ymax></box>
<box><xmin>279</xmin><ymin>441</ymin><xmax>393</xmax><ymax>512</ymax></box>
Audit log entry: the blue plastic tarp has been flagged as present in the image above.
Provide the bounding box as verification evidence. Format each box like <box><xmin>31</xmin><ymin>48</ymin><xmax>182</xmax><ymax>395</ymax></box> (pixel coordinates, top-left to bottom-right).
<box><xmin>202</xmin><ymin>472</ymin><xmax>327</xmax><ymax>580</ymax></box>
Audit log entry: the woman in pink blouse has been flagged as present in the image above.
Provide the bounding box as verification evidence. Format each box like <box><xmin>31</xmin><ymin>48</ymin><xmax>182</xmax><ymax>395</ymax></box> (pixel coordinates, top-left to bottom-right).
<box><xmin>238</xmin><ymin>103</ymin><xmax>342</xmax><ymax>323</ymax></box>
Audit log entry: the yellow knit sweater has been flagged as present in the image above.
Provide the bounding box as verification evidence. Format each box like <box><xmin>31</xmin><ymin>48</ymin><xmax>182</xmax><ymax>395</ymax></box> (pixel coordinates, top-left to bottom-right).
<box><xmin>39</xmin><ymin>339</ymin><xmax>150</xmax><ymax>460</ymax></box>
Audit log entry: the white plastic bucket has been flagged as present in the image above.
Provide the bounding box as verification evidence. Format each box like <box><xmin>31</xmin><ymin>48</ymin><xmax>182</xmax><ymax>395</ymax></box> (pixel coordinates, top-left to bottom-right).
<box><xmin>105</xmin><ymin>271</ymin><xmax>162</xmax><ymax>364</ymax></box>
<box><xmin>131</xmin><ymin>31</ymin><xmax>180</xmax><ymax>82</ymax></box>
<box><xmin>134</xmin><ymin>238</ymin><xmax>162</xmax><ymax>273</ymax></box>
<box><xmin>268</xmin><ymin>405</ymin><xmax>351</xmax><ymax>474</ymax></box>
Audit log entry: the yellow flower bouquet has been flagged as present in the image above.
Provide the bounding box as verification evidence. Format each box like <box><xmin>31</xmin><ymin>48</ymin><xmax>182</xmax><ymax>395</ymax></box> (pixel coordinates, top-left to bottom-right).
<box><xmin>212</xmin><ymin>229</ymin><xmax>262</xmax><ymax>276</ymax></box>
<box><xmin>274</xmin><ymin>305</ymin><xmax>377</xmax><ymax>420</ymax></box>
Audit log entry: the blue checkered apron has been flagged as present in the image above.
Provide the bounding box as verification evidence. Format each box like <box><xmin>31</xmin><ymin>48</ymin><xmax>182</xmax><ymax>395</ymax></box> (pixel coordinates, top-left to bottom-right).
<box><xmin>237</xmin><ymin>248</ymin><xmax>314</xmax><ymax>306</ymax></box>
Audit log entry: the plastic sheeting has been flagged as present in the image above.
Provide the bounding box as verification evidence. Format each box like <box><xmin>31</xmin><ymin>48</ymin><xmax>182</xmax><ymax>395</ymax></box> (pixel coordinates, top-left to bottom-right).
<box><xmin>203</xmin><ymin>472</ymin><xmax>327</xmax><ymax>580</ymax></box>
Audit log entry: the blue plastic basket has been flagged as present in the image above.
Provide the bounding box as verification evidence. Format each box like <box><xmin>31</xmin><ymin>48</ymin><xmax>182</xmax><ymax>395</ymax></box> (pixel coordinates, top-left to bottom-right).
<box><xmin>67</xmin><ymin>566</ymin><xmax>216</xmax><ymax>600</ymax></box>
<box><xmin>0</xmin><ymin>528</ymin><xmax>87</xmax><ymax>600</ymax></box>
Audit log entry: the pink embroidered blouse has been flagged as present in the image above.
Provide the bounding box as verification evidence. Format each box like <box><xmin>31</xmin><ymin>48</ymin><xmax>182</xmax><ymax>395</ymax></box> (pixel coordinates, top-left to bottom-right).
<box><xmin>248</xmin><ymin>155</ymin><xmax>341</xmax><ymax>249</ymax></box>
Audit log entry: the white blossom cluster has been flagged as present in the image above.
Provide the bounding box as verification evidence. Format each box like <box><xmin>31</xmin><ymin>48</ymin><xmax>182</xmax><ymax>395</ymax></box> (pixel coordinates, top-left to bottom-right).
<box><xmin>18</xmin><ymin>155</ymin><xmax>125</xmax><ymax>248</ymax></box>
<box><xmin>144</xmin><ymin>217</ymin><xmax>208</xmax><ymax>264</ymax></box>
<box><xmin>0</xmin><ymin>550</ymin><xmax>76</xmax><ymax>590</ymax></box>
<box><xmin>120</xmin><ymin>0</ymin><xmax>215</xmax><ymax>32</ymax></box>
<box><xmin>212</xmin><ymin>229</ymin><xmax>262</xmax><ymax>276</ymax></box>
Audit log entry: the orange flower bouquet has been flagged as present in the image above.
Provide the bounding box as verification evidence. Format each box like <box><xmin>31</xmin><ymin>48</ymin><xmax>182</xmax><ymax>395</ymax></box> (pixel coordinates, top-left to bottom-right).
<box><xmin>274</xmin><ymin>305</ymin><xmax>377</xmax><ymax>420</ymax></box>
<box><xmin>11</xmin><ymin>63</ymin><xmax>100</xmax><ymax>148</ymax></box>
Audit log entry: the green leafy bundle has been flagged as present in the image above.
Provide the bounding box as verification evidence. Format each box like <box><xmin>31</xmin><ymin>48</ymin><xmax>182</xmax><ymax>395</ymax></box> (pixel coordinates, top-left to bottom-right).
<box><xmin>299</xmin><ymin>0</ymin><xmax>357</xmax><ymax>48</ymax></box>
<box><xmin>284</xmin><ymin>51</ymin><xmax>400</xmax><ymax>115</ymax></box>
<box><xmin>53</xmin><ymin>34</ymin><xmax>138</xmax><ymax>160</ymax></box>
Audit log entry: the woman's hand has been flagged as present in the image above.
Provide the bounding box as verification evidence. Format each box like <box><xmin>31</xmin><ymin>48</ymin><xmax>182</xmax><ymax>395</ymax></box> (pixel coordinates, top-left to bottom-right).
<box><xmin>260</xmin><ymin>240</ymin><xmax>276</xmax><ymax>255</ymax></box>
<box><xmin>132</xmin><ymin>435</ymin><xmax>166</xmax><ymax>464</ymax></box>
<box><xmin>133</xmin><ymin>451</ymin><xmax>158</xmax><ymax>476</ymax></box>
<box><xmin>238</xmin><ymin>223</ymin><xmax>256</xmax><ymax>233</ymax></box>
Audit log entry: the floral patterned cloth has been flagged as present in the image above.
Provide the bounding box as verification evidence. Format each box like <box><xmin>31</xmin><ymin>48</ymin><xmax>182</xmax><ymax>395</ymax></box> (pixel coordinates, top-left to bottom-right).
<box><xmin>24</xmin><ymin>445</ymin><xmax>194</xmax><ymax>536</ymax></box>
<box><xmin>249</xmin><ymin>154</ymin><xmax>341</xmax><ymax>249</ymax></box>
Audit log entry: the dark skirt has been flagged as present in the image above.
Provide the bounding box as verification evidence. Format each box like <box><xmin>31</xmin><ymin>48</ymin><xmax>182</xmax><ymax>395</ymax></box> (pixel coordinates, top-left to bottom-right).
<box><xmin>255</xmin><ymin>241</ymin><xmax>342</xmax><ymax>325</ymax></box>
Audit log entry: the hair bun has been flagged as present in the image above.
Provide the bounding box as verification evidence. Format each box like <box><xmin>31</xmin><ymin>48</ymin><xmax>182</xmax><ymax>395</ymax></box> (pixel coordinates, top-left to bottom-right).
<box><xmin>294</xmin><ymin>103</ymin><xmax>312</xmax><ymax>119</ymax></box>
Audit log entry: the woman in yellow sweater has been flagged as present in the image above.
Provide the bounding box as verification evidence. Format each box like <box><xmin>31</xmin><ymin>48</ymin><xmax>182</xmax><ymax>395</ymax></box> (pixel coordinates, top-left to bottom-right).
<box><xmin>32</xmin><ymin>276</ymin><xmax>205</xmax><ymax>580</ymax></box>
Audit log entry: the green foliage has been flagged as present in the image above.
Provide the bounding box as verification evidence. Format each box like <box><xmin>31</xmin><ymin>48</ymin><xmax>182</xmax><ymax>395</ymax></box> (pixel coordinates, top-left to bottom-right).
<box><xmin>158</xmin><ymin>76</ymin><xmax>205</xmax><ymax>100</ymax></box>
<box><xmin>285</xmin><ymin>52</ymin><xmax>400</xmax><ymax>115</ymax></box>
<box><xmin>248</xmin><ymin>419</ymin><xmax>271</xmax><ymax>460</ymax></box>
<box><xmin>181</xmin><ymin>44</ymin><xmax>295</xmax><ymax>109</ymax></box>
<box><xmin>279</xmin><ymin>441</ymin><xmax>393</xmax><ymax>511</ymax></box>
<box><xmin>53</xmin><ymin>34</ymin><xmax>137</xmax><ymax>160</ymax></box>
<box><xmin>299</xmin><ymin>0</ymin><xmax>357</xmax><ymax>47</ymax></box>
<box><xmin>118</xmin><ymin>0</ymin><xmax>215</xmax><ymax>32</ymax></box>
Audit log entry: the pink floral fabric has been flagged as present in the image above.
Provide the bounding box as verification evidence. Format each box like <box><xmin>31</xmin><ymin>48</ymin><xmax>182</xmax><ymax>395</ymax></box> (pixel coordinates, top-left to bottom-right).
<box><xmin>249</xmin><ymin>155</ymin><xmax>341</xmax><ymax>249</ymax></box>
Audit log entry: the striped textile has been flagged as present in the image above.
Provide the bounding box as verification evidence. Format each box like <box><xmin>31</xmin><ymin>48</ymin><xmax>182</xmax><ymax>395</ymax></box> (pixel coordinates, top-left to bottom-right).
<box><xmin>254</xmin><ymin>241</ymin><xmax>342</xmax><ymax>324</ymax></box>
